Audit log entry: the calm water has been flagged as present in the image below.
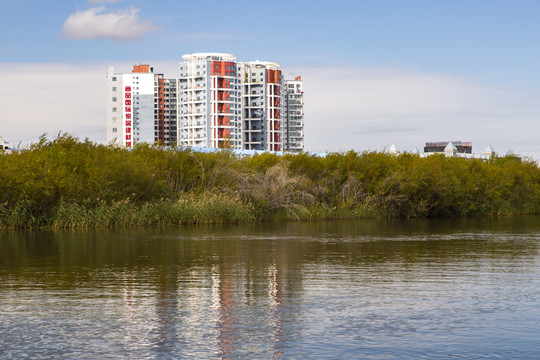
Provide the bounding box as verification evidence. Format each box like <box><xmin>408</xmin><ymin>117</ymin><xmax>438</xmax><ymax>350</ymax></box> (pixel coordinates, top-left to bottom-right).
<box><xmin>1</xmin><ymin>217</ymin><xmax>540</xmax><ymax>359</ymax></box>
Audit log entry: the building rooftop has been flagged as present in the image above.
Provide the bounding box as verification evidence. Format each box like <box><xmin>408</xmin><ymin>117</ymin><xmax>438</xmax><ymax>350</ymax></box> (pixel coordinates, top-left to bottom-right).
<box><xmin>388</xmin><ymin>144</ymin><xmax>399</xmax><ymax>154</ymax></box>
<box><xmin>182</xmin><ymin>53</ymin><xmax>237</xmax><ymax>62</ymax></box>
<box><xmin>243</xmin><ymin>60</ymin><xmax>281</xmax><ymax>69</ymax></box>
<box><xmin>444</xmin><ymin>142</ymin><xmax>458</xmax><ymax>151</ymax></box>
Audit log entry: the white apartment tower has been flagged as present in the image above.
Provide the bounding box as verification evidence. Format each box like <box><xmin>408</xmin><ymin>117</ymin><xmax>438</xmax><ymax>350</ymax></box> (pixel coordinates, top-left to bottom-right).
<box><xmin>106</xmin><ymin>65</ymin><xmax>177</xmax><ymax>147</ymax></box>
<box><xmin>240</xmin><ymin>61</ymin><xmax>283</xmax><ymax>151</ymax></box>
<box><xmin>178</xmin><ymin>53</ymin><xmax>243</xmax><ymax>149</ymax></box>
<box><xmin>284</xmin><ymin>77</ymin><xmax>304</xmax><ymax>152</ymax></box>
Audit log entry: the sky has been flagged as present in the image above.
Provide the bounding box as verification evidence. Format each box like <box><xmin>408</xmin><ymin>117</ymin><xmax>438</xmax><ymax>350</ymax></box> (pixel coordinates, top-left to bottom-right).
<box><xmin>0</xmin><ymin>0</ymin><xmax>539</xmax><ymax>158</ymax></box>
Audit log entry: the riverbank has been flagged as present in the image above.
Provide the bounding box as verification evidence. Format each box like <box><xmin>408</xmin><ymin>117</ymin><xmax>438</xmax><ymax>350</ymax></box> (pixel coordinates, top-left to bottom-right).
<box><xmin>1</xmin><ymin>134</ymin><xmax>539</xmax><ymax>230</ymax></box>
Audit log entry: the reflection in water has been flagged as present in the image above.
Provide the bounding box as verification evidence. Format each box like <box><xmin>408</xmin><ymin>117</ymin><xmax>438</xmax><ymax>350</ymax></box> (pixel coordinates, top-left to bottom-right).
<box><xmin>215</xmin><ymin>263</ymin><xmax>235</xmax><ymax>359</ymax></box>
<box><xmin>122</xmin><ymin>271</ymin><xmax>136</xmax><ymax>354</ymax></box>
<box><xmin>109</xmin><ymin>245</ymin><xmax>302</xmax><ymax>359</ymax></box>
<box><xmin>1</xmin><ymin>217</ymin><xmax>540</xmax><ymax>359</ymax></box>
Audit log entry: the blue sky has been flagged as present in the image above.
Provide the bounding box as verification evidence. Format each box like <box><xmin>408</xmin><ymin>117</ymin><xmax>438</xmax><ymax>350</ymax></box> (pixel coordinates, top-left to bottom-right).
<box><xmin>1</xmin><ymin>0</ymin><xmax>539</xmax><ymax>158</ymax></box>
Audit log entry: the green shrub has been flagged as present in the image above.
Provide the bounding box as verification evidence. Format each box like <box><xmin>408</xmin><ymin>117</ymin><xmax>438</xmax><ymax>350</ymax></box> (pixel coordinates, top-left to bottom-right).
<box><xmin>1</xmin><ymin>134</ymin><xmax>539</xmax><ymax>230</ymax></box>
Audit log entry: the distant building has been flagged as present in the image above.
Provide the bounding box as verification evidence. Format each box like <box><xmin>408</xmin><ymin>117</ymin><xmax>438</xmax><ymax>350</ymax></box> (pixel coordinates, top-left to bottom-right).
<box><xmin>443</xmin><ymin>142</ymin><xmax>458</xmax><ymax>157</ymax></box>
<box><xmin>239</xmin><ymin>60</ymin><xmax>283</xmax><ymax>151</ymax></box>
<box><xmin>107</xmin><ymin>53</ymin><xmax>304</xmax><ymax>152</ymax></box>
<box><xmin>389</xmin><ymin>141</ymin><xmax>497</xmax><ymax>159</ymax></box>
<box><xmin>482</xmin><ymin>145</ymin><xmax>496</xmax><ymax>158</ymax></box>
<box><xmin>106</xmin><ymin>65</ymin><xmax>178</xmax><ymax>148</ymax></box>
<box><xmin>0</xmin><ymin>137</ymin><xmax>10</xmax><ymax>153</ymax></box>
<box><xmin>424</xmin><ymin>141</ymin><xmax>472</xmax><ymax>154</ymax></box>
<box><xmin>284</xmin><ymin>76</ymin><xmax>304</xmax><ymax>152</ymax></box>
<box><xmin>177</xmin><ymin>54</ymin><xmax>302</xmax><ymax>152</ymax></box>
<box><xmin>178</xmin><ymin>53</ymin><xmax>242</xmax><ymax>149</ymax></box>
<box><xmin>387</xmin><ymin>144</ymin><xmax>399</xmax><ymax>155</ymax></box>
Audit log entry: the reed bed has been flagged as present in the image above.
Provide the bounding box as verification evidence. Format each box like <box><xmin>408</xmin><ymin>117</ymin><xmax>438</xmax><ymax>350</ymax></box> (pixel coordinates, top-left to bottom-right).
<box><xmin>1</xmin><ymin>134</ymin><xmax>539</xmax><ymax>230</ymax></box>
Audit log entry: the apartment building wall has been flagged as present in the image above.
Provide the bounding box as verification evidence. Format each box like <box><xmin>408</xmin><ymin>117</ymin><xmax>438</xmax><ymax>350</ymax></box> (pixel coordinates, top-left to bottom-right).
<box><xmin>240</xmin><ymin>61</ymin><xmax>283</xmax><ymax>151</ymax></box>
<box><xmin>424</xmin><ymin>141</ymin><xmax>473</xmax><ymax>154</ymax></box>
<box><xmin>178</xmin><ymin>53</ymin><xmax>243</xmax><ymax>149</ymax></box>
<box><xmin>106</xmin><ymin>67</ymin><xmax>123</xmax><ymax>145</ymax></box>
<box><xmin>284</xmin><ymin>77</ymin><xmax>304</xmax><ymax>152</ymax></box>
<box><xmin>163</xmin><ymin>79</ymin><xmax>178</xmax><ymax>145</ymax></box>
<box><xmin>131</xmin><ymin>68</ymin><xmax>156</xmax><ymax>144</ymax></box>
<box><xmin>106</xmin><ymin>65</ymin><xmax>177</xmax><ymax>148</ymax></box>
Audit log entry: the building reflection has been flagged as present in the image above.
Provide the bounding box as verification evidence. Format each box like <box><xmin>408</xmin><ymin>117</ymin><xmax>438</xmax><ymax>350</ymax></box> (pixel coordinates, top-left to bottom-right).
<box><xmin>155</xmin><ymin>266</ymin><xmax>180</xmax><ymax>356</ymax></box>
<box><xmin>210</xmin><ymin>249</ymin><xmax>301</xmax><ymax>359</ymax></box>
<box><xmin>213</xmin><ymin>264</ymin><xmax>236</xmax><ymax>358</ymax></box>
<box><xmin>119</xmin><ymin>241</ymin><xmax>305</xmax><ymax>359</ymax></box>
<box><xmin>268</xmin><ymin>262</ymin><xmax>285</xmax><ymax>358</ymax></box>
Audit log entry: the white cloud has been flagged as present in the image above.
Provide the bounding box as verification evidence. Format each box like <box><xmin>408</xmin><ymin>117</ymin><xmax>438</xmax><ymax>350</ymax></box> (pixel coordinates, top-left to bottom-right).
<box><xmin>61</xmin><ymin>7</ymin><xmax>159</xmax><ymax>41</ymax></box>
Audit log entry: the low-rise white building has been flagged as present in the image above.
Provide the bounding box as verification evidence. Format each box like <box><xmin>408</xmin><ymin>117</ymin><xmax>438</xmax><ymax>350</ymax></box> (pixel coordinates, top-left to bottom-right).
<box><xmin>388</xmin><ymin>141</ymin><xmax>498</xmax><ymax>160</ymax></box>
<box><xmin>0</xmin><ymin>137</ymin><xmax>10</xmax><ymax>153</ymax></box>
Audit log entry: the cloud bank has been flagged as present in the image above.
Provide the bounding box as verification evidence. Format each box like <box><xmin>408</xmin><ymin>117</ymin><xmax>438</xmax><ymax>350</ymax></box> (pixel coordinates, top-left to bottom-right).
<box><xmin>0</xmin><ymin>63</ymin><xmax>106</xmax><ymax>145</ymax></box>
<box><xmin>291</xmin><ymin>67</ymin><xmax>540</xmax><ymax>157</ymax></box>
<box><xmin>0</xmin><ymin>63</ymin><xmax>538</xmax><ymax>160</ymax></box>
<box><xmin>61</xmin><ymin>7</ymin><xmax>159</xmax><ymax>41</ymax></box>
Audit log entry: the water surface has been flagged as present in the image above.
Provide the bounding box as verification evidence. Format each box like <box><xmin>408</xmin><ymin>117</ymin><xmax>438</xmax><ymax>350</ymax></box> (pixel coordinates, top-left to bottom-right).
<box><xmin>1</xmin><ymin>217</ymin><xmax>540</xmax><ymax>359</ymax></box>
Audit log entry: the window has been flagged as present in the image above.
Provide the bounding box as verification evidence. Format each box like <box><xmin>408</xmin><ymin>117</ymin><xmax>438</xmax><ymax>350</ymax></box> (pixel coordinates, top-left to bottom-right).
<box><xmin>112</xmin><ymin>97</ymin><xmax>117</xmax><ymax>102</ymax></box>
<box><xmin>112</xmin><ymin>87</ymin><xmax>117</xmax><ymax>91</ymax></box>
<box><xmin>112</xmin><ymin>128</ymin><xmax>117</xmax><ymax>133</ymax></box>
<box><xmin>112</xmin><ymin>77</ymin><xmax>117</xmax><ymax>81</ymax></box>
<box><xmin>112</xmin><ymin>107</ymin><xmax>117</xmax><ymax>112</ymax></box>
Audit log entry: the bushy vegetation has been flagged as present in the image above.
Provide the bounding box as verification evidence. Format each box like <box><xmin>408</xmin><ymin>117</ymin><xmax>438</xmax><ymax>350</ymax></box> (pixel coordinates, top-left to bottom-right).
<box><xmin>1</xmin><ymin>134</ymin><xmax>539</xmax><ymax>229</ymax></box>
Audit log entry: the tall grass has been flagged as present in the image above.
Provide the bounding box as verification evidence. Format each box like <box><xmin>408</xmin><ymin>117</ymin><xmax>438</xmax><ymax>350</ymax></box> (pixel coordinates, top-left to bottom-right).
<box><xmin>1</xmin><ymin>133</ymin><xmax>539</xmax><ymax>230</ymax></box>
<box><xmin>47</xmin><ymin>194</ymin><xmax>255</xmax><ymax>230</ymax></box>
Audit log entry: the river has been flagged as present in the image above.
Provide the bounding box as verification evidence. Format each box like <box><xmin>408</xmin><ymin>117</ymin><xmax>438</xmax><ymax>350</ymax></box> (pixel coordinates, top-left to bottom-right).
<box><xmin>1</xmin><ymin>217</ymin><xmax>540</xmax><ymax>359</ymax></box>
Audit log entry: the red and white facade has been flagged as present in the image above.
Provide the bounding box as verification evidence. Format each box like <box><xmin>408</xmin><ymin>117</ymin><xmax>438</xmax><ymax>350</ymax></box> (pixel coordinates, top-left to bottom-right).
<box><xmin>239</xmin><ymin>61</ymin><xmax>283</xmax><ymax>151</ymax></box>
<box><xmin>107</xmin><ymin>53</ymin><xmax>303</xmax><ymax>152</ymax></box>
<box><xmin>178</xmin><ymin>53</ymin><xmax>242</xmax><ymax>149</ymax></box>
<box><xmin>106</xmin><ymin>65</ymin><xmax>177</xmax><ymax>147</ymax></box>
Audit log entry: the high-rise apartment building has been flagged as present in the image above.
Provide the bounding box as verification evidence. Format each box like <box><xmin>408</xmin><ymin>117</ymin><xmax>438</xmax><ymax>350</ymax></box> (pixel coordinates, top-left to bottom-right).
<box><xmin>240</xmin><ymin>61</ymin><xmax>283</xmax><ymax>151</ymax></box>
<box><xmin>161</xmin><ymin>78</ymin><xmax>179</xmax><ymax>145</ymax></box>
<box><xmin>106</xmin><ymin>53</ymin><xmax>304</xmax><ymax>152</ymax></box>
<box><xmin>106</xmin><ymin>65</ymin><xmax>177</xmax><ymax>147</ymax></box>
<box><xmin>284</xmin><ymin>77</ymin><xmax>304</xmax><ymax>152</ymax></box>
<box><xmin>178</xmin><ymin>53</ymin><xmax>242</xmax><ymax>149</ymax></box>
